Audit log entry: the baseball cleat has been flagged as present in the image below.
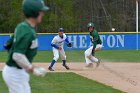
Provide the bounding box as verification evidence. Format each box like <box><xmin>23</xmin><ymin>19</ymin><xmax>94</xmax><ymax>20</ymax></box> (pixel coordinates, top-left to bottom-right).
<box><xmin>48</xmin><ymin>67</ymin><xmax>54</xmax><ymax>71</ymax></box>
<box><xmin>96</xmin><ymin>59</ymin><xmax>101</xmax><ymax>67</ymax></box>
<box><xmin>62</xmin><ymin>64</ymin><xmax>70</xmax><ymax>70</ymax></box>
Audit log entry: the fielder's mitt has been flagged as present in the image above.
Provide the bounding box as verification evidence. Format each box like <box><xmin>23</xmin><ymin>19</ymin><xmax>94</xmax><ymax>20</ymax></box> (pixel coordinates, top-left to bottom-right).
<box><xmin>67</xmin><ymin>43</ymin><xmax>72</xmax><ymax>47</ymax></box>
<box><xmin>4</xmin><ymin>43</ymin><xmax>12</xmax><ymax>51</ymax></box>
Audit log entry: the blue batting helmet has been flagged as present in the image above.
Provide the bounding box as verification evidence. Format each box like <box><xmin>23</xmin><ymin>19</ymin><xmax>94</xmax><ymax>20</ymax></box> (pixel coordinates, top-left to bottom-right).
<box><xmin>58</xmin><ymin>28</ymin><xmax>64</xmax><ymax>32</ymax></box>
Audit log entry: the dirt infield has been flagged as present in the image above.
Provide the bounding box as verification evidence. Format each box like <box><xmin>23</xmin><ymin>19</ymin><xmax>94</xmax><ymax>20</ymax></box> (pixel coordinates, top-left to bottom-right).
<box><xmin>0</xmin><ymin>62</ymin><xmax>140</xmax><ymax>93</ymax></box>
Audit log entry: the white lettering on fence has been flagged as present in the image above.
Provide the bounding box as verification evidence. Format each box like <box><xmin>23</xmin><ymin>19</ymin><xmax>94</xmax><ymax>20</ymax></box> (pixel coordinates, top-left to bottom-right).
<box><xmin>67</xmin><ymin>34</ymin><xmax>125</xmax><ymax>49</ymax></box>
<box><xmin>79</xmin><ymin>35</ymin><xmax>87</xmax><ymax>48</ymax></box>
<box><xmin>116</xmin><ymin>35</ymin><xmax>125</xmax><ymax>47</ymax></box>
<box><xmin>107</xmin><ymin>35</ymin><xmax>116</xmax><ymax>48</ymax></box>
<box><xmin>68</xmin><ymin>35</ymin><xmax>77</xmax><ymax>48</ymax></box>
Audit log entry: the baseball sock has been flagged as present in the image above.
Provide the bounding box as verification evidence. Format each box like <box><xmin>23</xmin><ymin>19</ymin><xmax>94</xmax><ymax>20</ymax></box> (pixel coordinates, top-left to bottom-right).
<box><xmin>62</xmin><ymin>60</ymin><xmax>66</xmax><ymax>65</ymax></box>
<box><xmin>50</xmin><ymin>60</ymin><xmax>56</xmax><ymax>68</ymax></box>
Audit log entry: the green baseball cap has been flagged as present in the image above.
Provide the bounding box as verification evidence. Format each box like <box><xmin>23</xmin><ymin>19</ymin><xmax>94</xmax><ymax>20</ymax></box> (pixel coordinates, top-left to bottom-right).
<box><xmin>22</xmin><ymin>0</ymin><xmax>49</xmax><ymax>18</ymax></box>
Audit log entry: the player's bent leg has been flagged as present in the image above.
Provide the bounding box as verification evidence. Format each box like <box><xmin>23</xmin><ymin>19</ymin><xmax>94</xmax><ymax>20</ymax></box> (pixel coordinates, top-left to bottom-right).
<box><xmin>60</xmin><ymin>48</ymin><xmax>66</xmax><ymax>61</ymax></box>
<box><xmin>59</xmin><ymin>49</ymin><xmax>70</xmax><ymax>70</ymax></box>
<box><xmin>84</xmin><ymin>52</ymin><xmax>93</xmax><ymax>68</ymax></box>
<box><xmin>84</xmin><ymin>46</ymin><xmax>93</xmax><ymax>64</ymax></box>
<box><xmin>49</xmin><ymin>59</ymin><xmax>58</xmax><ymax>71</ymax></box>
<box><xmin>84</xmin><ymin>56</ymin><xmax>93</xmax><ymax>69</ymax></box>
<box><xmin>85</xmin><ymin>55</ymin><xmax>92</xmax><ymax>64</ymax></box>
<box><xmin>90</xmin><ymin>56</ymin><xmax>98</xmax><ymax>62</ymax></box>
<box><xmin>90</xmin><ymin>56</ymin><xmax>101</xmax><ymax>67</ymax></box>
<box><xmin>53</xmin><ymin>48</ymin><xmax>59</xmax><ymax>61</ymax></box>
<box><xmin>62</xmin><ymin>60</ymin><xmax>70</xmax><ymax>70</ymax></box>
<box><xmin>49</xmin><ymin>48</ymin><xmax>59</xmax><ymax>71</ymax></box>
<box><xmin>94</xmin><ymin>44</ymin><xmax>102</xmax><ymax>67</ymax></box>
<box><xmin>85</xmin><ymin>46</ymin><xmax>93</xmax><ymax>57</ymax></box>
<box><xmin>84</xmin><ymin>46</ymin><xmax>100</xmax><ymax>69</ymax></box>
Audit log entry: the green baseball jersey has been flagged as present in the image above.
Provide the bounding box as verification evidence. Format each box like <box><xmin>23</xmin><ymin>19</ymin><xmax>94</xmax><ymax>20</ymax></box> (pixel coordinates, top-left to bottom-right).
<box><xmin>6</xmin><ymin>21</ymin><xmax>38</xmax><ymax>69</ymax></box>
<box><xmin>90</xmin><ymin>29</ymin><xmax>102</xmax><ymax>49</ymax></box>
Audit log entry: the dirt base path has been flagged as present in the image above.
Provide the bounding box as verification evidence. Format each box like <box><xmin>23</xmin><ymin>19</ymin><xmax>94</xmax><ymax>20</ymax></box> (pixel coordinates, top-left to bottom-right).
<box><xmin>0</xmin><ymin>62</ymin><xmax>140</xmax><ymax>93</ymax></box>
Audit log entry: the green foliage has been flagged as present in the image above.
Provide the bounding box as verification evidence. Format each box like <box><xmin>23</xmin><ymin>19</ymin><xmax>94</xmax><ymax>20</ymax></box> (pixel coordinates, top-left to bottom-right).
<box><xmin>0</xmin><ymin>0</ymin><xmax>23</xmax><ymax>33</ymax></box>
<box><xmin>0</xmin><ymin>0</ymin><xmax>139</xmax><ymax>33</ymax></box>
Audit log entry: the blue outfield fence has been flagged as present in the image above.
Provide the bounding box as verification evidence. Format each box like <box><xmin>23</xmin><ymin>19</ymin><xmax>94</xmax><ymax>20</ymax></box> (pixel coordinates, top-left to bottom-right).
<box><xmin>0</xmin><ymin>33</ymin><xmax>140</xmax><ymax>51</ymax></box>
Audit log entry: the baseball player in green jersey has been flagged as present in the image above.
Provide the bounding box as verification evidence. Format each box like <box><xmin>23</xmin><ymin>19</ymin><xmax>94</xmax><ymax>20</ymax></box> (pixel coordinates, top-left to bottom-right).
<box><xmin>84</xmin><ymin>22</ymin><xmax>102</xmax><ymax>68</ymax></box>
<box><xmin>2</xmin><ymin>0</ymin><xmax>49</xmax><ymax>93</ymax></box>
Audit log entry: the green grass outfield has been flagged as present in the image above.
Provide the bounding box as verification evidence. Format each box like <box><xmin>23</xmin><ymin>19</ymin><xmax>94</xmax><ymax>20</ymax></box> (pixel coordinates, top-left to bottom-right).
<box><xmin>0</xmin><ymin>72</ymin><xmax>125</xmax><ymax>93</ymax></box>
<box><xmin>0</xmin><ymin>50</ymin><xmax>140</xmax><ymax>62</ymax></box>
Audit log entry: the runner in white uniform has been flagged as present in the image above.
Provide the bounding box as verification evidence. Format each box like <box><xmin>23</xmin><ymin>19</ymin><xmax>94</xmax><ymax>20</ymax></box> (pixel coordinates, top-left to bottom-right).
<box><xmin>84</xmin><ymin>22</ymin><xmax>102</xmax><ymax>68</ymax></box>
<box><xmin>48</xmin><ymin>28</ymin><xmax>72</xmax><ymax>71</ymax></box>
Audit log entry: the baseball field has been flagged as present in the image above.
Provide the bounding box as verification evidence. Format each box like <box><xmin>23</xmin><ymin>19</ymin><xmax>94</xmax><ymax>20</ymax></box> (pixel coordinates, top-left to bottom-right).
<box><xmin>0</xmin><ymin>0</ymin><xmax>139</xmax><ymax>93</ymax></box>
<box><xmin>0</xmin><ymin>50</ymin><xmax>140</xmax><ymax>93</ymax></box>
<box><xmin>0</xmin><ymin>50</ymin><xmax>140</xmax><ymax>62</ymax></box>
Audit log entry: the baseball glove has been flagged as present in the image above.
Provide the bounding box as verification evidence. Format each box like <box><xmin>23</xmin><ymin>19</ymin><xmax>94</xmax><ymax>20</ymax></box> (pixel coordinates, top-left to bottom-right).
<box><xmin>67</xmin><ymin>43</ymin><xmax>72</xmax><ymax>47</ymax></box>
<box><xmin>4</xmin><ymin>43</ymin><xmax>12</xmax><ymax>51</ymax></box>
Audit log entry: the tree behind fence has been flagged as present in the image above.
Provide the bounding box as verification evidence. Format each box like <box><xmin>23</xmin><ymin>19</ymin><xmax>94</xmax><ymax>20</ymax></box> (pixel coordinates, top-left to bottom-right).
<box><xmin>0</xmin><ymin>0</ymin><xmax>139</xmax><ymax>33</ymax></box>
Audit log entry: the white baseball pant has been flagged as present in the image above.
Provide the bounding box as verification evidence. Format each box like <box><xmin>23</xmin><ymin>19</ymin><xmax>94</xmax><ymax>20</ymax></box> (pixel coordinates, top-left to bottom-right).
<box><xmin>84</xmin><ymin>44</ymin><xmax>102</xmax><ymax>65</ymax></box>
<box><xmin>53</xmin><ymin>47</ymin><xmax>66</xmax><ymax>61</ymax></box>
<box><xmin>2</xmin><ymin>65</ymin><xmax>31</xmax><ymax>93</ymax></box>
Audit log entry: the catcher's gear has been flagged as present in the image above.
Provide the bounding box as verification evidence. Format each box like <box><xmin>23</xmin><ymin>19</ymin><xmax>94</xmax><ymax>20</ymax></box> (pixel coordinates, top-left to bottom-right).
<box><xmin>22</xmin><ymin>0</ymin><xmax>49</xmax><ymax>18</ymax></box>
<box><xmin>87</xmin><ymin>22</ymin><xmax>95</xmax><ymax>28</ymax></box>
<box><xmin>67</xmin><ymin>43</ymin><xmax>72</xmax><ymax>47</ymax></box>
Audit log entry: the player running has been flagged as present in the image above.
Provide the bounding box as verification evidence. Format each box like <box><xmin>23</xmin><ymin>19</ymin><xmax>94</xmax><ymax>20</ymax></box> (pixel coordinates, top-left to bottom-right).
<box><xmin>48</xmin><ymin>28</ymin><xmax>72</xmax><ymax>71</ymax></box>
<box><xmin>2</xmin><ymin>0</ymin><xmax>49</xmax><ymax>93</ymax></box>
<box><xmin>84</xmin><ymin>22</ymin><xmax>102</xmax><ymax>68</ymax></box>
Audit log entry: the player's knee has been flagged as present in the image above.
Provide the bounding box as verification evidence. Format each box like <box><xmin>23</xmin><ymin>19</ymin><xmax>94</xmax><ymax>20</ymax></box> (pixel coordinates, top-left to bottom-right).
<box><xmin>54</xmin><ymin>55</ymin><xmax>59</xmax><ymax>61</ymax></box>
<box><xmin>84</xmin><ymin>51</ymin><xmax>90</xmax><ymax>57</ymax></box>
<box><xmin>61</xmin><ymin>55</ymin><xmax>66</xmax><ymax>60</ymax></box>
<box><xmin>84</xmin><ymin>51</ymin><xmax>88</xmax><ymax>55</ymax></box>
